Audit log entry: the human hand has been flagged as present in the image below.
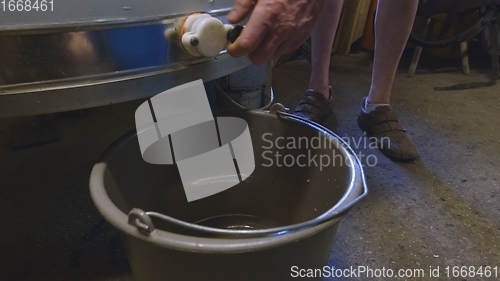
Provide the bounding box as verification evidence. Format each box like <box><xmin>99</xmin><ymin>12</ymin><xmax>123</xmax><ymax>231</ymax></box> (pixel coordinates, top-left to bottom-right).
<box><xmin>227</xmin><ymin>0</ymin><xmax>326</xmax><ymax>65</ymax></box>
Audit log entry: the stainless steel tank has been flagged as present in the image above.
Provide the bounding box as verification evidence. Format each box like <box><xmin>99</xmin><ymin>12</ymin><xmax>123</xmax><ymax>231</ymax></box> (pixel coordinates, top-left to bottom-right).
<box><xmin>0</xmin><ymin>0</ymin><xmax>250</xmax><ymax>117</ymax></box>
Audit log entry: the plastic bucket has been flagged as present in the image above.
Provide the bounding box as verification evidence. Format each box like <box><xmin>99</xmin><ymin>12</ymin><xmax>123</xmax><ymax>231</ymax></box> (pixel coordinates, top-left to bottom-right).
<box><xmin>89</xmin><ymin>107</ymin><xmax>367</xmax><ymax>281</ymax></box>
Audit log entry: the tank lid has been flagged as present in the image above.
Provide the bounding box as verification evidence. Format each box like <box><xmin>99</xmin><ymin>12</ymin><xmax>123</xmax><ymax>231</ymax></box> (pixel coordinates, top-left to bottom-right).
<box><xmin>0</xmin><ymin>0</ymin><xmax>234</xmax><ymax>31</ymax></box>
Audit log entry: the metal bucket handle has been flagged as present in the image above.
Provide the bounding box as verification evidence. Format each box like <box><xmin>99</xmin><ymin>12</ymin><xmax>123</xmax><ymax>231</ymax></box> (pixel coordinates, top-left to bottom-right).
<box><xmin>214</xmin><ymin>80</ymin><xmax>276</xmax><ymax>110</ymax></box>
<box><xmin>128</xmin><ymin>106</ymin><xmax>368</xmax><ymax>238</ymax></box>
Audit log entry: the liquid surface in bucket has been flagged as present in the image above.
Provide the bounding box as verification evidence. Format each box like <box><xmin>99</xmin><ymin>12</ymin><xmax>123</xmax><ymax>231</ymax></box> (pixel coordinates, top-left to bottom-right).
<box><xmin>183</xmin><ymin>214</ymin><xmax>280</xmax><ymax>238</ymax></box>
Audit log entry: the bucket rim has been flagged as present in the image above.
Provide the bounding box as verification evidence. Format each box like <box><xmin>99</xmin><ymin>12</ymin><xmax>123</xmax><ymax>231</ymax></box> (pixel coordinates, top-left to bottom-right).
<box><xmin>89</xmin><ymin>109</ymin><xmax>368</xmax><ymax>252</ymax></box>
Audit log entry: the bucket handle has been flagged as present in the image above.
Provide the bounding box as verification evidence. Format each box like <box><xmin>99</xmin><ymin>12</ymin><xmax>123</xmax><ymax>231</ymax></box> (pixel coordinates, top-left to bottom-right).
<box><xmin>128</xmin><ymin>208</ymin><xmax>156</xmax><ymax>234</ymax></box>
<box><xmin>214</xmin><ymin>80</ymin><xmax>276</xmax><ymax>110</ymax></box>
<box><xmin>127</xmin><ymin>107</ymin><xmax>368</xmax><ymax>238</ymax></box>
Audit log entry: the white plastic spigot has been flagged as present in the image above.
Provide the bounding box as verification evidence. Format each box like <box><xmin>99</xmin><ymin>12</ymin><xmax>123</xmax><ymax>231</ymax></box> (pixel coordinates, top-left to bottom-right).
<box><xmin>181</xmin><ymin>14</ymin><xmax>233</xmax><ymax>58</ymax></box>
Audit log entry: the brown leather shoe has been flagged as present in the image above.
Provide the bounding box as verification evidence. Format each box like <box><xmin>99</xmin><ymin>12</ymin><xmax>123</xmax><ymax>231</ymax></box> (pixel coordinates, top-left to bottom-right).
<box><xmin>357</xmin><ymin>97</ymin><xmax>418</xmax><ymax>161</ymax></box>
<box><xmin>293</xmin><ymin>87</ymin><xmax>334</xmax><ymax>123</ymax></box>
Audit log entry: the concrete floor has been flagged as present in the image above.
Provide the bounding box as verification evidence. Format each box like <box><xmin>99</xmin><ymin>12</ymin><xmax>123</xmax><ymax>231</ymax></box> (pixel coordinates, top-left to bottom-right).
<box><xmin>0</xmin><ymin>47</ymin><xmax>498</xmax><ymax>280</ymax></box>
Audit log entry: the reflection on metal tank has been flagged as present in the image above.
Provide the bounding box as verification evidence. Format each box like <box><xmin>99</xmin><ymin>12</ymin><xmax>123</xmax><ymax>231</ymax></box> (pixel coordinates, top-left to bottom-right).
<box><xmin>0</xmin><ymin>0</ymin><xmax>250</xmax><ymax>117</ymax></box>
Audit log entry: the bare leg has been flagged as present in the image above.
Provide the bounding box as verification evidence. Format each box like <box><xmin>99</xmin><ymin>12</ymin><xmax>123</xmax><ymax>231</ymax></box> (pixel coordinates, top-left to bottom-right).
<box><xmin>310</xmin><ymin>0</ymin><xmax>344</xmax><ymax>98</ymax></box>
<box><xmin>358</xmin><ymin>0</ymin><xmax>419</xmax><ymax>161</ymax></box>
<box><xmin>367</xmin><ymin>0</ymin><xmax>418</xmax><ymax>105</ymax></box>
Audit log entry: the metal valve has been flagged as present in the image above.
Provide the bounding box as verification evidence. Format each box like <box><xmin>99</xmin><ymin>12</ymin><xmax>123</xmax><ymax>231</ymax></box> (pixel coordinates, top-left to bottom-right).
<box><xmin>178</xmin><ymin>13</ymin><xmax>243</xmax><ymax>58</ymax></box>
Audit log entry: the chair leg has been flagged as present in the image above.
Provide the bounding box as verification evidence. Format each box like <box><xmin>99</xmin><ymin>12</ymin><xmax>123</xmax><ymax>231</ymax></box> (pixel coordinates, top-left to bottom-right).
<box><xmin>458</xmin><ymin>14</ymin><xmax>470</xmax><ymax>75</ymax></box>
<box><xmin>409</xmin><ymin>47</ymin><xmax>423</xmax><ymax>78</ymax></box>
<box><xmin>460</xmin><ymin>41</ymin><xmax>470</xmax><ymax>74</ymax></box>
<box><xmin>408</xmin><ymin>17</ymin><xmax>431</xmax><ymax>77</ymax></box>
<box><xmin>490</xmin><ymin>11</ymin><xmax>499</xmax><ymax>85</ymax></box>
